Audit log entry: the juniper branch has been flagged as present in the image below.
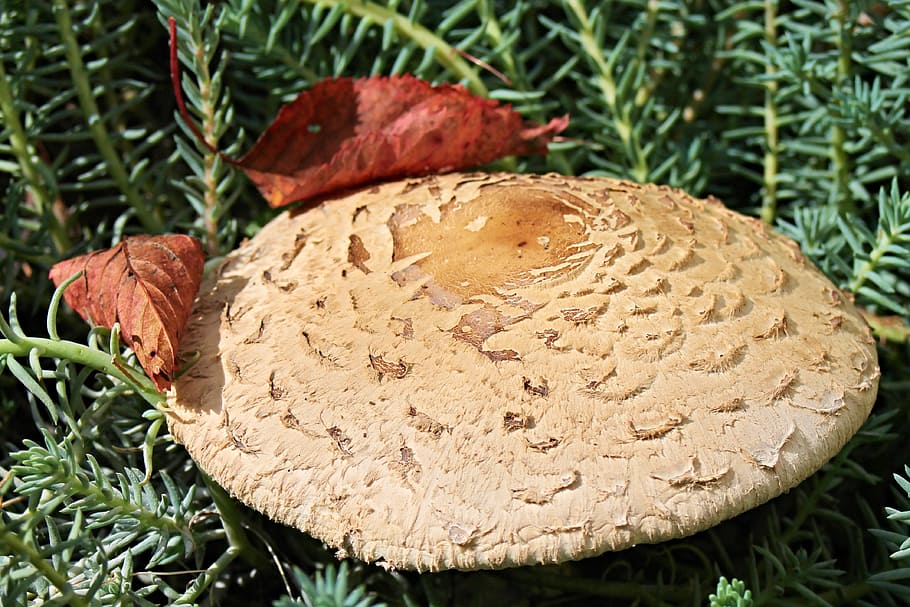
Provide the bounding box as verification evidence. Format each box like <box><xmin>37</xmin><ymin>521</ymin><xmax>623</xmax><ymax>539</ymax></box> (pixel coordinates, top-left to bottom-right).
<box><xmin>761</xmin><ymin>0</ymin><xmax>779</xmax><ymax>224</ymax></box>
<box><xmin>52</xmin><ymin>0</ymin><xmax>163</xmax><ymax>233</ymax></box>
<box><xmin>830</xmin><ymin>0</ymin><xmax>853</xmax><ymax>214</ymax></box>
<box><xmin>173</xmin><ymin>544</ymin><xmax>240</xmax><ymax>605</ymax></box>
<box><xmin>564</xmin><ymin>0</ymin><xmax>648</xmax><ymax>182</ymax></box>
<box><xmin>0</xmin><ymin>58</ymin><xmax>70</xmax><ymax>254</ymax></box>
<box><xmin>303</xmin><ymin>0</ymin><xmax>487</xmax><ymax>96</ymax></box>
<box><xmin>0</xmin><ymin>524</ymin><xmax>89</xmax><ymax>607</ymax></box>
<box><xmin>174</xmin><ymin>10</ymin><xmax>228</xmax><ymax>256</ymax></box>
<box><xmin>0</xmin><ymin>335</ymin><xmax>164</xmax><ymax>407</ymax></box>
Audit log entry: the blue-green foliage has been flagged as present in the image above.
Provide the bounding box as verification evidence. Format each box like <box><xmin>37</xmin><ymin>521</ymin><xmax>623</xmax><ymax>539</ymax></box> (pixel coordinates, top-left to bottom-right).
<box><xmin>781</xmin><ymin>179</ymin><xmax>910</xmax><ymax>315</ymax></box>
<box><xmin>2</xmin><ymin>1</ymin><xmax>910</xmax><ymax>606</ymax></box>
<box><xmin>155</xmin><ymin>0</ymin><xmax>247</xmax><ymax>255</ymax></box>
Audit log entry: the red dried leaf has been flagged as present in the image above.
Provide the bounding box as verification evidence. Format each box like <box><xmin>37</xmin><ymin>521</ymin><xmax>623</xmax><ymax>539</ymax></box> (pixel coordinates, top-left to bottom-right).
<box><xmin>49</xmin><ymin>235</ymin><xmax>204</xmax><ymax>392</ymax></box>
<box><xmin>237</xmin><ymin>75</ymin><xmax>568</xmax><ymax>207</ymax></box>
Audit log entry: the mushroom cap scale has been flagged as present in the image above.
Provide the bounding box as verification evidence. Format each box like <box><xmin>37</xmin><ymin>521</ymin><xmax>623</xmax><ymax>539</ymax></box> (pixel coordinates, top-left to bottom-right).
<box><xmin>169</xmin><ymin>172</ymin><xmax>879</xmax><ymax>571</ymax></box>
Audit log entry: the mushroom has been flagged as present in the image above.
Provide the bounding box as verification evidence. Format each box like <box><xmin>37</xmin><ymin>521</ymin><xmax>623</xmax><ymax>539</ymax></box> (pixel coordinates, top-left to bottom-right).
<box><xmin>168</xmin><ymin>172</ymin><xmax>879</xmax><ymax>571</ymax></box>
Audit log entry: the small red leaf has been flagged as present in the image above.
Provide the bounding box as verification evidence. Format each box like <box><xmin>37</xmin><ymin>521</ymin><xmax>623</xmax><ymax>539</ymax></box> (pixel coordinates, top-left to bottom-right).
<box><xmin>49</xmin><ymin>235</ymin><xmax>205</xmax><ymax>392</ymax></box>
<box><xmin>237</xmin><ymin>75</ymin><xmax>568</xmax><ymax>207</ymax></box>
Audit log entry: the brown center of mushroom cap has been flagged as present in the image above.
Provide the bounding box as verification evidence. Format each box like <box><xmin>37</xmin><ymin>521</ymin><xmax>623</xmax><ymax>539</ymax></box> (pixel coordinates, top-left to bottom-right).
<box><xmin>388</xmin><ymin>187</ymin><xmax>597</xmax><ymax>304</ymax></box>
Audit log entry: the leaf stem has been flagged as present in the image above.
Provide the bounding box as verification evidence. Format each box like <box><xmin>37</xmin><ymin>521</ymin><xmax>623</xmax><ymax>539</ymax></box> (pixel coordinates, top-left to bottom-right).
<box><xmin>0</xmin><ymin>58</ymin><xmax>70</xmax><ymax>255</ymax></box>
<box><xmin>169</xmin><ymin>16</ymin><xmax>220</xmax><ymax>157</ymax></box>
<box><xmin>174</xmin><ymin>544</ymin><xmax>240</xmax><ymax>605</ymax></box>
<box><xmin>170</xmin><ymin>474</ymin><xmax>265</xmax><ymax>604</ymax></box>
<box><xmin>52</xmin><ymin>0</ymin><xmax>163</xmax><ymax>233</ymax></box>
<box><xmin>181</xmin><ymin>15</ymin><xmax>228</xmax><ymax>257</ymax></box>
<box><xmin>47</xmin><ymin>272</ymin><xmax>82</xmax><ymax>341</ymax></box>
<box><xmin>633</xmin><ymin>0</ymin><xmax>661</xmax><ymax>104</ymax></box>
<box><xmin>761</xmin><ymin>0</ymin><xmax>779</xmax><ymax>225</ymax></box>
<box><xmin>477</xmin><ymin>0</ymin><xmax>517</xmax><ymax>84</ymax></box>
<box><xmin>830</xmin><ymin>0</ymin><xmax>853</xmax><ymax>214</ymax></box>
<box><xmin>203</xmin><ymin>472</ymin><xmax>270</xmax><ymax>570</ymax></box>
<box><xmin>0</xmin><ymin>335</ymin><xmax>164</xmax><ymax>407</ymax></box>
<box><xmin>303</xmin><ymin>0</ymin><xmax>487</xmax><ymax>96</ymax></box>
<box><xmin>848</xmin><ymin>227</ymin><xmax>901</xmax><ymax>299</ymax></box>
<box><xmin>565</xmin><ymin>0</ymin><xmax>648</xmax><ymax>182</ymax></box>
<box><xmin>200</xmin><ymin>93</ymin><xmax>223</xmax><ymax>257</ymax></box>
<box><xmin>477</xmin><ymin>0</ymin><xmax>572</xmax><ymax>175</ymax></box>
<box><xmin>61</xmin><ymin>459</ymin><xmax>186</xmax><ymax>536</ymax></box>
<box><xmin>0</xmin><ymin>524</ymin><xmax>89</xmax><ymax>607</ymax></box>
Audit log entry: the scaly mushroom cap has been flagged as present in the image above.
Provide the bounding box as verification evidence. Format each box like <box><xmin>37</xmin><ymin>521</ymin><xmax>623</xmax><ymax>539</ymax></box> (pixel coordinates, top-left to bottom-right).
<box><xmin>168</xmin><ymin>173</ymin><xmax>879</xmax><ymax>571</ymax></box>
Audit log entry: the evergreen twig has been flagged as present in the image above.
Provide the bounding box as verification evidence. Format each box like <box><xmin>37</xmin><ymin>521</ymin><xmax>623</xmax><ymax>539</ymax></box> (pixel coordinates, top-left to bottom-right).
<box><xmin>0</xmin><ymin>523</ymin><xmax>89</xmax><ymax>607</ymax></box>
<box><xmin>303</xmin><ymin>0</ymin><xmax>487</xmax><ymax>96</ymax></box>
<box><xmin>564</xmin><ymin>0</ymin><xmax>648</xmax><ymax>182</ymax></box>
<box><xmin>0</xmin><ymin>58</ymin><xmax>70</xmax><ymax>254</ymax></box>
<box><xmin>52</xmin><ymin>0</ymin><xmax>163</xmax><ymax>233</ymax></box>
<box><xmin>760</xmin><ymin>0</ymin><xmax>779</xmax><ymax>225</ymax></box>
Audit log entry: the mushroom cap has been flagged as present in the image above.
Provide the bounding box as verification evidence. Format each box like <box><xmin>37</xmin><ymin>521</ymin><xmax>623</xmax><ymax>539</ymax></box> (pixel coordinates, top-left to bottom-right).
<box><xmin>168</xmin><ymin>172</ymin><xmax>879</xmax><ymax>571</ymax></box>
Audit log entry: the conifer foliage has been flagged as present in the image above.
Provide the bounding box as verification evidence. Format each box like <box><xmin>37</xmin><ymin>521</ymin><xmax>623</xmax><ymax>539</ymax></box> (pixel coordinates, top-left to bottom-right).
<box><xmin>2</xmin><ymin>1</ymin><xmax>910</xmax><ymax>605</ymax></box>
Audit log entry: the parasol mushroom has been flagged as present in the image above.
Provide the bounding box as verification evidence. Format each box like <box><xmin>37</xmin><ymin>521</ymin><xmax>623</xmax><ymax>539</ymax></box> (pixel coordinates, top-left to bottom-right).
<box><xmin>168</xmin><ymin>172</ymin><xmax>879</xmax><ymax>571</ymax></box>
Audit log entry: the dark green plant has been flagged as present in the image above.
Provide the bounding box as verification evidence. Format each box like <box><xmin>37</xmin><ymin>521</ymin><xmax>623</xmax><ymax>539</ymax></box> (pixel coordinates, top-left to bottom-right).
<box><xmin>2</xmin><ymin>1</ymin><xmax>910</xmax><ymax>605</ymax></box>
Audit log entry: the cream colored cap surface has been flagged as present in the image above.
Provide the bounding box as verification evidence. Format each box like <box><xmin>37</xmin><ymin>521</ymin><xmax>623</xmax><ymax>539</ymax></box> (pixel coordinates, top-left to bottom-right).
<box><xmin>168</xmin><ymin>172</ymin><xmax>879</xmax><ymax>571</ymax></box>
